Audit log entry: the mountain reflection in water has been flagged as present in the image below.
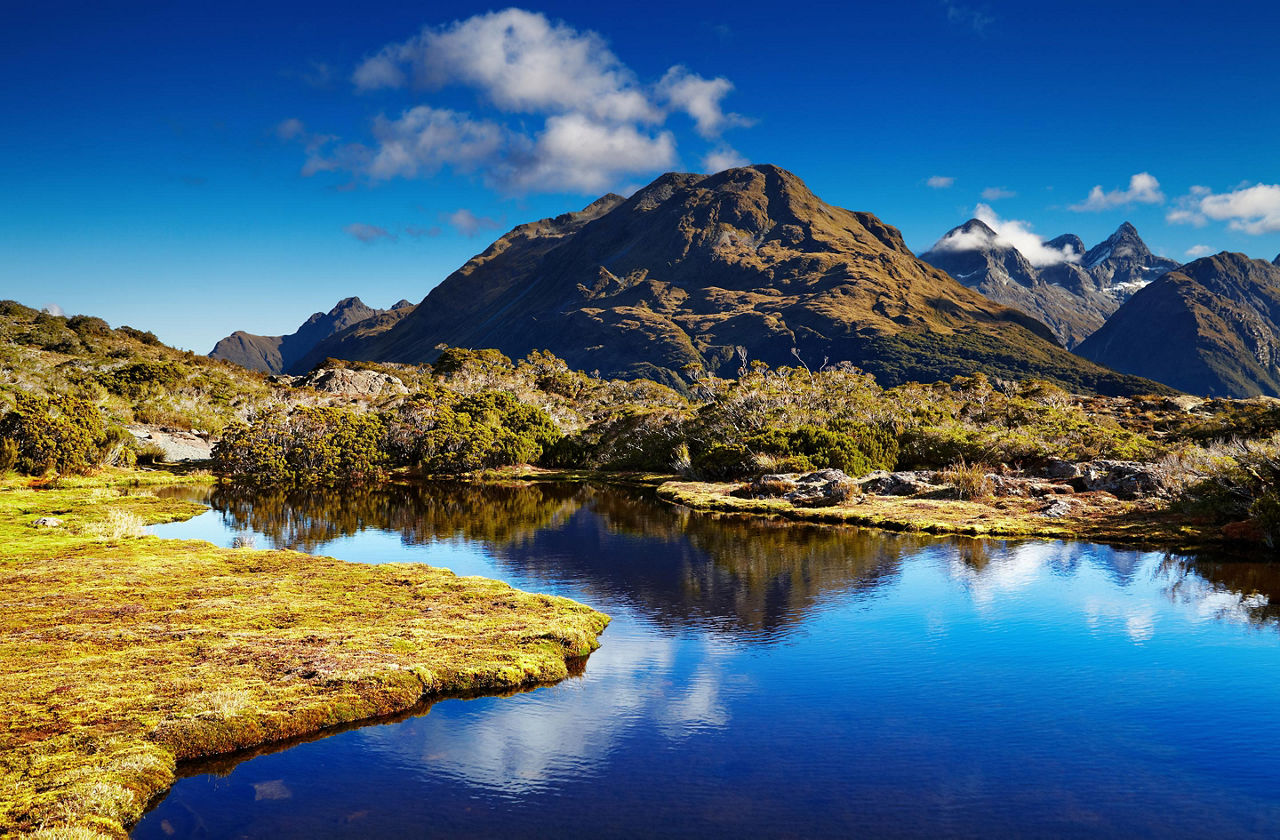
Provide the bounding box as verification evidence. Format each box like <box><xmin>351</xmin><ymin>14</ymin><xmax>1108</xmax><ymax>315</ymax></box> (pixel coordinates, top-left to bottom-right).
<box><xmin>137</xmin><ymin>482</ymin><xmax>1280</xmax><ymax>839</ymax></box>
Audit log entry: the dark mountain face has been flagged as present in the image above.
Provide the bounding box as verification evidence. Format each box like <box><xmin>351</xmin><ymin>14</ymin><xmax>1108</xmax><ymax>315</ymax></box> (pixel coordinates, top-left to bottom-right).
<box><xmin>1076</xmin><ymin>252</ymin><xmax>1280</xmax><ymax>397</ymax></box>
<box><xmin>209</xmin><ymin>297</ymin><xmax>412</xmax><ymax>374</ymax></box>
<box><xmin>920</xmin><ymin>220</ymin><xmax>1178</xmax><ymax>348</ymax></box>
<box><xmin>328</xmin><ymin>164</ymin><xmax>1163</xmax><ymax>395</ymax></box>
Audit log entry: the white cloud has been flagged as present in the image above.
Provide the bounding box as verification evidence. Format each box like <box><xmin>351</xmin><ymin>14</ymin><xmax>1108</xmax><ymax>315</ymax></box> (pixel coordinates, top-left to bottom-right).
<box><xmin>981</xmin><ymin>186</ymin><xmax>1016</xmax><ymax>200</ymax></box>
<box><xmin>942</xmin><ymin>0</ymin><xmax>994</xmax><ymax>33</ymax></box>
<box><xmin>275</xmin><ymin>118</ymin><xmax>305</xmax><ymax>140</ymax></box>
<box><xmin>364</xmin><ymin>106</ymin><xmax>509</xmax><ymax>180</ymax></box>
<box><xmin>1168</xmin><ymin>183</ymin><xmax>1280</xmax><ymax>235</ymax></box>
<box><xmin>657</xmin><ymin>66</ymin><xmax>751</xmax><ymax>138</ymax></box>
<box><xmin>926</xmin><ymin>175</ymin><xmax>954</xmax><ymax>189</ymax></box>
<box><xmin>702</xmin><ymin>146</ymin><xmax>748</xmax><ymax>172</ymax></box>
<box><xmin>444</xmin><ymin>208</ymin><xmax>500</xmax><ymax>237</ymax></box>
<box><xmin>1069</xmin><ymin>172</ymin><xmax>1165</xmax><ymax>212</ymax></box>
<box><xmin>303</xmin><ymin>9</ymin><xmax>752</xmax><ymax>196</ymax></box>
<box><xmin>353</xmin><ymin>8</ymin><xmax>659</xmax><ymax>124</ymax></box>
<box><xmin>42</xmin><ymin>303</ymin><xmax>65</xmax><ymax>317</ymax></box>
<box><xmin>344</xmin><ymin>223</ymin><xmax>394</xmax><ymax>243</ymax></box>
<box><xmin>1185</xmin><ymin>244</ymin><xmax>1213</xmax><ymax>258</ymax></box>
<box><xmin>928</xmin><ymin>203</ymin><xmax>1081</xmax><ymax>267</ymax></box>
<box><xmin>511</xmin><ymin>113</ymin><xmax>677</xmax><ymax>193</ymax></box>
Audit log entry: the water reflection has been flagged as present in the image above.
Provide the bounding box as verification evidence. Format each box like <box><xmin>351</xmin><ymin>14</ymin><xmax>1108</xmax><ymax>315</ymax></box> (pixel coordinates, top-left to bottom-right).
<box><xmin>136</xmin><ymin>482</ymin><xmax>1280</xmax><ymax>839</ymax></box>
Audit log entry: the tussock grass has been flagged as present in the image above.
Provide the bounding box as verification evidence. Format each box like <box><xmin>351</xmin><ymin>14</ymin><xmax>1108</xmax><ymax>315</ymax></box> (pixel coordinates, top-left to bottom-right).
<box><xmin>85</xmin><ymin>508</ymin><xmax>145</xmax><ymax>540</ymax></box>
<box><xmin>0</xmin><ymin>471</ymin><xmax>609</xmax><ymax>839</ymax></box>
<box><xmin>939</xmin><ymin>459</ymin><xmax>994</xmax><ymax>501</ymax></box>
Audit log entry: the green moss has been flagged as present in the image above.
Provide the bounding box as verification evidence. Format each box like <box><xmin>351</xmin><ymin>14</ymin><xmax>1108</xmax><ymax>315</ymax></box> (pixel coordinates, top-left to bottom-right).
<box><xmin>0</xmin><ymin>473</ymin><xmax>609</xmax><ymax>839</ymax></box>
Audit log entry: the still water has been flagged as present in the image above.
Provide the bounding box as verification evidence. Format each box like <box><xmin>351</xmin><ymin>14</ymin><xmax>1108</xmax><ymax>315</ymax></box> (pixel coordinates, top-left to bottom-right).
<box><xmin>135</xmin><ymin>482</ymin><xmax>1280</xmax><ymax>838</ymax></box>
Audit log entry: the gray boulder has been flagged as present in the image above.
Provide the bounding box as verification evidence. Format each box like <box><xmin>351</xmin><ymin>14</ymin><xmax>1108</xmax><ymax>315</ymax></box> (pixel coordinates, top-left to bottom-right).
<box><xmin>299</xmin><ymin>368</ymin><xmax>408</xmax><ymax>398</ymax></box>
<box><xmin>856</xmin><ymin>470</ymin><xmax>936</xmax><ymax>496</ymax></box>
<box><xmin>741</xmin><ymin>469</ymin><xmax>857</xmax><ymax>507</ymax></box>
<box><xmin>32</xmin><ymin>517</ymin><xmax>63</xmax><ymax>528</ymax></box>
<box><xmin>1074</xmin><ymin>460</ymin><xmax>1166</xmax><ymax>499</ymax></box>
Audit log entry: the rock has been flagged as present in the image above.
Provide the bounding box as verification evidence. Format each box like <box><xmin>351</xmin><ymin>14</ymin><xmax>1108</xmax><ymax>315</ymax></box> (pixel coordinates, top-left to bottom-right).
<box><xmin>856</xmin><ymin>470</ymin><xmax>936</xmax><ymax>496</ymax></box>
<box><xmin>1162</xmin><ymin>395</ymin><xmax>1205</xmax><ymax>413</ymax></box>
<box><xmin>740</xmin><ymin>470</ymin><xmax>856</xmax><ymax>507</ymax></box>
<box><xmin>1039</xmin><ymin>498</ymin><xmax>1074</xmax><ymax>518</ymax></box>
<box><xmin>1073</xmin><ymin>460</ymin><xmax>1166</xmax><ymax>499</ymax></box>
<box><xmin>127</xmin><ymin>425</ymin><xmax>213</xmax><ymax>462</ymax></box>
<box><xmin>298</xmin><ymin>368</ymin><xmax>409</xmax><ymax>398</ymax></box>
<box><xmin>32</xmin><ymin>517</ymin><xmax>63</xmax><ymax>528</ymax></box>
<box><xmin>1045</xmin><ymin>459</ymin><xmax>1081</xmax><ymax>480</ymax></box>
<box><xmin>783</xmin><ymin>470</ymin><xmax>857</xmax><ymax>507</ymax></box>
<box><xmin>739</xmin><ymin>474</ymin><xmax>799</xmax><ymax>498</ymax></box>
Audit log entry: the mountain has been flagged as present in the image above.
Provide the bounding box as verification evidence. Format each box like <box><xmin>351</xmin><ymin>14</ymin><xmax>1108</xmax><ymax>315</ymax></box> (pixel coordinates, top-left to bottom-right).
<box><xmin>918</xmin><ymin>221</ymin><xmax>1113</xmax><ymax>348</ymax></box>
<box><xmin>1081</xmin><ymin>222</ymin><xmax>1180</xmax><ymax>294</ymax></box>
<box><xmin>919</xmin><ymin>220</ymin><xmax>1179</xmax><ymax>348</ymax></box>
<box><xmin>1076</xmin><ymin>252</ymin><xmax>1280</xmax><ymax>397</ymax></box>
<box><xmin>209</xmin><ymin>297</ymin><xmax>414</xmax><ymax>374</ymax></box>
<box><xmin>320</xmin><ymin>164</ymin><xmax>1165</xmax><ymax>395</ymax></box>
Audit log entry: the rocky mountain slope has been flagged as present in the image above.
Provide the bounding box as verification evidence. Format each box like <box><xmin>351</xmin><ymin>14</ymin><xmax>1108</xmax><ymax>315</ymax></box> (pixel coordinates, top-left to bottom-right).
<box><xmin>209</xmin><ymin>297</ymin><xmax>413</xmax><ymax>374</ymax></box>
<box><xmin>321</xmin><ymin>164</ymin><xmax>1163</xmax><ymax>395</ymax></box>
<box><xmin>919</xmin><ymin>220</ymin><xmax>1178</xmax><ymax>348</ymax></box>
<box><xmin>1076</xmin><ymin>252</ymin><xmax>1280</xmax><ymax>397</ymax></box>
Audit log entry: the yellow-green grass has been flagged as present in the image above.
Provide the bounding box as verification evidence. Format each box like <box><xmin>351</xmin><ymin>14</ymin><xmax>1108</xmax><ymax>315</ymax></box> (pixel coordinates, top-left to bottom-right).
<box><xmin>0</xmin><ymin>472</ymin><xmax>609</xmax><ymax>839</ymax></box>
<box><xmin>657</xmin><ymin>481</ymin><xmax>1220</xmax><ymax>550</ymax></box>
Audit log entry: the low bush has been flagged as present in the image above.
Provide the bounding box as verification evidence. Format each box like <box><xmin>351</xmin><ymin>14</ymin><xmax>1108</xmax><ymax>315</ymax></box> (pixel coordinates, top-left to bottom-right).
<box><xmin>0</xmin><ymin>393</ymin><xmax>131</xmax><ymax>475</ymax></box>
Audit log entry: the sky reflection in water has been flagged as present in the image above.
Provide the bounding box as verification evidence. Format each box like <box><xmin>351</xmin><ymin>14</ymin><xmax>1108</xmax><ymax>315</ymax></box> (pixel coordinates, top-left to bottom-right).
<box><xmin>137</xmin><ymin>483</ymin><xmax>1280</xmax><ymax>839</ymax></box>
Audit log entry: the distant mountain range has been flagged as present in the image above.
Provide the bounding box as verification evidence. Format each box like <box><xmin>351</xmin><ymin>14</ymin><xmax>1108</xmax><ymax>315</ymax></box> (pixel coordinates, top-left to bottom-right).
<box><xmin>225</xmin><ymin>164</ymin><xmax>1162</xmax><ymax>395</ymax></box>
<box><xmin>918</xmin><ymin>220</ymin><xmax>1178</xmax><ymax>348</ymax></box>
<box><xmin>209</xmin><ymin>166</ymin><xmax>1280</xmax><ymax>400</ymax></box>
<box><xmin>209</xmin><ymin>297</ymin><xmax>414</xmax><ymax>374</ymax></box>
<box><xmin>1077</xmin><ymin>253</ymin><xmax>1280</xmax><ymax>397</ymax></box>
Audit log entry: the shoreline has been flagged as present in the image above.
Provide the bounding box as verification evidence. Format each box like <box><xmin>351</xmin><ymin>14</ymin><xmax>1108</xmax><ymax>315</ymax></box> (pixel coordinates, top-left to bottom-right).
<box><xmin>461</xmin><ymin>466</ymin><xmax>1241</xmax><ymax>555</ymax></box>
<box><xmin>654</xmin><ymin>479</ymin><xmax>1230</xmax><ymax>554</ymax></box>
<box><xmin>0</xmin><ymin>470</ymin><xmax>609</xmax><ymax>839</ymax></box>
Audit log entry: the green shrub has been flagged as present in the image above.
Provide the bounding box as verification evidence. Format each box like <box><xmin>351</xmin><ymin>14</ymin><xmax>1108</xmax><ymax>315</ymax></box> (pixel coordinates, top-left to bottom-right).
<box><xmin>692</xmin><ymin>423</ymin><xmax>898</xmax><ymax>480</ymax></box>
<box><xmin>213</xmin><ymin>406</ymin><xmax>387</xmax><ymax>487</ymax></box>
<box><xmin>0</xmin><ymin>392</ymin><xmax>127</xmax><ymax>475</ymax></box>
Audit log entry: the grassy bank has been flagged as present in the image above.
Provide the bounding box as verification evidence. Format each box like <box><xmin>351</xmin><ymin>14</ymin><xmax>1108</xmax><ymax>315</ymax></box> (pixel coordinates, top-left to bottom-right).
<box><xmin>0</xmin><ymin>472</ymin><xmax>609</xmax><ymax>839</ymax></box>
<box><xmin>656</xmin><ymin>481</ymin><xmax>1217</xmax><ymax>550</ymax></box>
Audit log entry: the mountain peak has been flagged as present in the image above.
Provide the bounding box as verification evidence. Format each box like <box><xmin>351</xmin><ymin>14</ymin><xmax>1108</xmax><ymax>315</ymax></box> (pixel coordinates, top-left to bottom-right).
<box><xmin>391</xmin><ymin>299</ymin><xmax>414</xmax><ymax>311</ymax></box>
<box><xmin>329</xmin><ymin>296</ymin><xmax>368</xmax><ymax>316</ymax></box>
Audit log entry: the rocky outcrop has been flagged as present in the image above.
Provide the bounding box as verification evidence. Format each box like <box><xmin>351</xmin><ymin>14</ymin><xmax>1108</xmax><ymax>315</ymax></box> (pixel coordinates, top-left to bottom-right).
<box><xmin>126</xmin><ymin>425</ymin><xmax>213</xmax><ymax>461</ymax></box>
<box><xmin>297</xmin><ymin>367</ymin><xmax>409</xmax><ymax>398</ymax></box>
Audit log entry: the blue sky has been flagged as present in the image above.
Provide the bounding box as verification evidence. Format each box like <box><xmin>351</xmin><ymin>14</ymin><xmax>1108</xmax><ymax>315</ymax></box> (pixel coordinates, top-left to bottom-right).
<box><xmin>3</xmin><ymin>0</ymin><xmax>1279</xmax><ymax>351</ymax></box>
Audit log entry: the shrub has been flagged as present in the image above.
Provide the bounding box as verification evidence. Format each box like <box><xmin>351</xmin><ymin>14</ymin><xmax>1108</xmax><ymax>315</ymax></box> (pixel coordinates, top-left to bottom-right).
<box><xmin>0</xmin><ymin>393</ymin><xmax>126</xmax><ymax>475</ymax></box>
<box><xmin>692</xmin><ymin>423</ymin><xmax>898</xmax><ymax>480</ymax></box>
<box><xmin>213</xmin><ymin>406</ymin><xmax>387</xmax><ymax>487</ymax></box>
